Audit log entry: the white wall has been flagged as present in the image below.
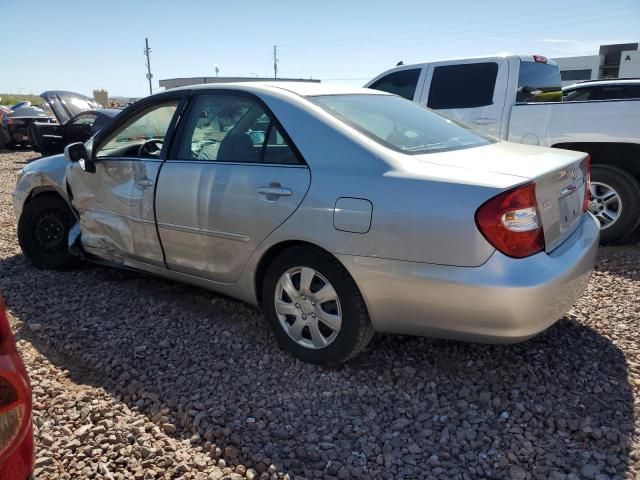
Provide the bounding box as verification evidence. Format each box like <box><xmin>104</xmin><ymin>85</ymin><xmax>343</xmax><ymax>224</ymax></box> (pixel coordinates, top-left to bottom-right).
<box><xmin>619</xmin><ymin>50</ymin><xmax>640</xmax><ymax>78</ymax></box>
<box><xmin>552</xmin><ymin>55</ymin><xmax>601</xmax><ymax>86</ymax></box>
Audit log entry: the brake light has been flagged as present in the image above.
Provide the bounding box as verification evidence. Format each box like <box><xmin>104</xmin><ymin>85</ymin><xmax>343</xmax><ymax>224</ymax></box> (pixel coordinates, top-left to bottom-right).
<box><xmin>475</xmin><ymin>183</ymin><xmax>545</xmax><ymax>258</ymax></box>
<box><xmin>5</xmin><ymin>118</ymin><xmax>26</xmax><ymax>126</ymax></box>
<box><xmin>0</xmin><ymin>297</ymin><xmax>32</xmax><ymax>468</ymax></box>
<box><xmin>533</xmin><ymin>55</ymin><xmax>548</xmax><ymax>63</ymax></box>
<box><xmin>0</xmin><ymin>299</ymin><xmax>16</xmax><ymax>356</ymax></box>
<box><xmin>582</xmin><ymin>155</ymin><xmax>591</xmax><ymax>212</ymax></box>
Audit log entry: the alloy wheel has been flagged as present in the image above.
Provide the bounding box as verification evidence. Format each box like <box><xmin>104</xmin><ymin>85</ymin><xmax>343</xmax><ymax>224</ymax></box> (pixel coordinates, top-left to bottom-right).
<box><xmin>588</xmin><ymin>181</ymin><xmax>622</xmax><ymax>229</ymax></box>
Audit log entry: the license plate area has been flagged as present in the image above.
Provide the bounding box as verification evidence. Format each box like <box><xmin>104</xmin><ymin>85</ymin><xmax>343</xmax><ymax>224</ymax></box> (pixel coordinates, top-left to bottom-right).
<box><xmin>558</xmin><ymin>187</ymin><xmax>582</xmax><ymax>232</ymax></box>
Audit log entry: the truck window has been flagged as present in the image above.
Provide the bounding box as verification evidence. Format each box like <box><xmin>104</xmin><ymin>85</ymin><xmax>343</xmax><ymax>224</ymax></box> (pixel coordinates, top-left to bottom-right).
<box><xmin>427</xmin><ymin>63</ymin><xmax>498</xmax><ymax>109</ymax></box>
<box><xmin>592</xmin><ymin>85</ymin><xmax>640</xmax><ymax>100</ymax></box>
<box><xmin>368</xmin><ymin>69</ymin><xmax>421</xmax><ymax>101</ymax></box>
<box><xmin>517</xmin><ymin>61</ymin><xmax>562</xmax><ymax>103</ymax></box>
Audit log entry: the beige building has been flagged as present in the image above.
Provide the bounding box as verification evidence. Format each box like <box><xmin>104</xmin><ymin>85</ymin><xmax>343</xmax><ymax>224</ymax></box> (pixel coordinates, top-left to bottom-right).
<box><xmin>553</xmin><ymin>42</ymin><xmax>640</xmax><ymax>86</ymax></box>
<box><xmin>93</xmin><ymin>89</ymin><xmax>109</xmax><ymax>107</ymax></box>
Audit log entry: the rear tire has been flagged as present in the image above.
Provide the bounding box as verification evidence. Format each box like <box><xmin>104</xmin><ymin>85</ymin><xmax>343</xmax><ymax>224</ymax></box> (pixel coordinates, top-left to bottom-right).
<box><xmin>17</xmin><ymin>194</ymin><xmax>80</xmax><ymax>270</ymax></box>
<box><xmin>589</xmin><ymin>165</ymin><xmax>640</xmax><ymax>243</ymax></box>
<box><xmin>262</xmin><ymin>246</ymin><xmax>374</xmax><ymax>365</ymax></box>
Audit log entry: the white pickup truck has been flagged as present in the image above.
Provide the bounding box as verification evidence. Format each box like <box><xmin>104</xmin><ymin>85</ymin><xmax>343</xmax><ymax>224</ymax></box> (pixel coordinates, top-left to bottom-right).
<box><xmin>365</xmin><ymin>55</ymin><xmax>640</xmax><ymax>243</ymax></box>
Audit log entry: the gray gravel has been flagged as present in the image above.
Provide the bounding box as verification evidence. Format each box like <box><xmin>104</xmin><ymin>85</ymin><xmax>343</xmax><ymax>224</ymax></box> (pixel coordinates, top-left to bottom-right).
<box><xmin>1</xmin><ymin>149</ymin><xmax>639</xmax><ymax>480</ymax></box>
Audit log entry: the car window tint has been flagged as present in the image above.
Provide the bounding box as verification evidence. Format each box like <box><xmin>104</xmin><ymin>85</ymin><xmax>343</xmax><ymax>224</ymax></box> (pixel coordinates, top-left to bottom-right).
<box><xmin>72</xmin><ymin>114</ymin><xmax>97</xmax><ymax>126</ymax></box>
<box><xmin>516</xmin><ymin>61</ymin><xmax>562</xmax><ymax>103</ymax></box>
<box><xmin>592</xmin><ymin>85</ymin><xmax>640</xmax><ymax>100</ymax></box>
<box><xmin>368</xmin><ymin>69</ymin><xmax>421</xmax><ymax>101</ymax></box>
<box><xmin>427</xmin><ymin>63</ymin><xmax>498</xmax><ymax>109</ymax></box>
<box><xmin>563</xmin><ymin>88</ymin><xmax>593</xmax><ymax>102</ymax></box>
<box><xmin>96</xmin><ymin>102</ymin><xmax>178</xmax><ymax>158</ymax></box>
<box><xmin>311</xmin><ymin>94</ymin><xmax>493</xmax><ymax>155</ymax></box>
<box><xmin>178</xmin><ymin>94</ymin><xmax>300</xmax><ymax>164</ymax></box>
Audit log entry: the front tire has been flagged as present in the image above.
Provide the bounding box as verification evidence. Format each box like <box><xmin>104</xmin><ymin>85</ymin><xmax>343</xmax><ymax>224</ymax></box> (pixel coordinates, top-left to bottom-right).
<box><xmin>262</xmin><ymin>246</ymin><xmax>374</xmax><ymax>365</ymax></box>
<box><xmin>589</xmin><ymin>165</ymin><xmax>640</xmax><ymax>243</ymax></box>
<box><xmin>18</xmin><ymin>194</ymin><xmax>80</xmax><ymax>270</ymax></box>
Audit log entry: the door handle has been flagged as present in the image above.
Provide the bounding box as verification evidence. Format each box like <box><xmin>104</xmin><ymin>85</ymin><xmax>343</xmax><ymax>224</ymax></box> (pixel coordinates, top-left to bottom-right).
<box><xmin>472</xmin><ymin>117</ymin><xmax>497</xmax><ymax>126</ymax></box>
<box><xmin>136</xmin><ymin>178</ymin><xmax>154</xmax><ymax>187</ymax></box>
<box><xmin>258</xmin><ymin>187</ymin><xmax>292</xmax><ymax>197</ymax></box>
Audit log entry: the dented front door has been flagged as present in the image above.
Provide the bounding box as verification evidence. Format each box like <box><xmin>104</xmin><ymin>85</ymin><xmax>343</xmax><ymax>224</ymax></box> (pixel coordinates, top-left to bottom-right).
<box><xmin>67</xmin><ymin>100</ymin><xmax>180</xmax><ymax>267</ymax></box>
<box><xmin>67</xmin><ymin>158</ymin><xmax>164</xmax><ymax>266</ymax></box>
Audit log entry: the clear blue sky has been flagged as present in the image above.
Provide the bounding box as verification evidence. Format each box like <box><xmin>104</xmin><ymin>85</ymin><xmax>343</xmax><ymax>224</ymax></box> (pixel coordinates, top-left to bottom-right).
<box><xmin>2</xmin><ymin>0</ymin><xmax>639</xmax><ymax>97</ymax></box>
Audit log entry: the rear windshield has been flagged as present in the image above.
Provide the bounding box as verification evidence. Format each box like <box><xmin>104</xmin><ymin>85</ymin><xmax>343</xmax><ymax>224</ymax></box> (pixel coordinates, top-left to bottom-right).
<box><xmin>309</xmin><ymin>94</ymin><xmax>494</xmax><ymax>155</ymax></box>
<box><xmin>517</xmin><ymin>61</ymin><xmax>562</xmax><ymax>103</ymax></box>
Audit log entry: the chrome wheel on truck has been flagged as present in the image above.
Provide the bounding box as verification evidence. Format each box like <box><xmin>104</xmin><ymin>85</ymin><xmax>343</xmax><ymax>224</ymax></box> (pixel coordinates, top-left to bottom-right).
<box><xmin>588</xmin><ymin>181</ymin><xmax>622</xmax><ymax>229</ymax></box>
<box><xmin>589</xmin><ymin>165</ymin><xmax>640</xmax><ymax>243</ymax></box>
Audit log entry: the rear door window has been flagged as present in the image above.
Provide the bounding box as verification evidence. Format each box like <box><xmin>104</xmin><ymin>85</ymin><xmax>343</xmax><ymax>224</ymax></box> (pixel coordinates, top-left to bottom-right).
<box><xmin>517</xmin><ymin>61</ymin><xmax>562</xmax><ymax>103</ymax></box>
<box><xmin>427</xmin><ymin>63</ymin><xmax>498</xmax><ymax>109</ymax></box>
<box><xmin>177</xmin><ymin>94</ymin><xmax>301</xmax><ymax>165</ymax></box>
<box><xmin>368</xmin><ymin>69</ymin><xmax>421</xmax><ymax>101</ymax></box>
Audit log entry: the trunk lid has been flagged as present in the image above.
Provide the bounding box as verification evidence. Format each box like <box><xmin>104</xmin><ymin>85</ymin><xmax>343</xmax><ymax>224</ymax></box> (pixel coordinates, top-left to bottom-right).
<box><xmin>415</xmin><ymin>141</ymin><xmax>589</xmax><ymax>253</ymax></box>
<box><xmin>39</xmin><ymin>91</ymin><xmax>100</xmax><ymax>124</ymax></box>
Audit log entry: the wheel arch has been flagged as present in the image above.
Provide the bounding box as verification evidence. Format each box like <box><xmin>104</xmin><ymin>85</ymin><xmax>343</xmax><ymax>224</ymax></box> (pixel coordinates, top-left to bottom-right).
<box><xmin>23</xmin><ymin>186</ymin><xmax>70</xmax><ymax>209</ymax></box>
<box><xmin>552</xmin><ymin>142</ymin><xmax>640</xmax><ymax>181</ymax></box>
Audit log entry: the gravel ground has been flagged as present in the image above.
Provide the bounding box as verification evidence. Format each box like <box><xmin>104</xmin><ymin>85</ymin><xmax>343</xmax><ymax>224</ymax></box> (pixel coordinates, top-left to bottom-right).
<box><xmin>0</xmin><ymin>149</ymin><xmax>639</xmax><ymax>480</ymax></box>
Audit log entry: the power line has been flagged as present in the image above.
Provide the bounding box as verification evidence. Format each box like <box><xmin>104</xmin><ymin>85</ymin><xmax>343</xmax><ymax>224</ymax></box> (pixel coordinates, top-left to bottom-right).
<box><xmin>279</xmin><ymin>1</ymin><xmax>636</xmax><ymax>53</ymax></box>
<box><xmin>280</xmin><ymin>11</ymin><xmax>635</xmax><ymax>57</ymax></box>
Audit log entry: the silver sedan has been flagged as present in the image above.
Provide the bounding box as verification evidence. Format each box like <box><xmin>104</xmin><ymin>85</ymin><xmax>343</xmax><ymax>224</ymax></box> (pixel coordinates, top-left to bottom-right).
<box><xmin>12</xmin><ymin>82</ymin><xmax>599</xmax><ymax>364</ymax></box>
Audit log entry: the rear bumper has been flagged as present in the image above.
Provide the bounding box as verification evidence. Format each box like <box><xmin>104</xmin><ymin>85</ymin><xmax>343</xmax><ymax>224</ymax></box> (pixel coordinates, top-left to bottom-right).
<box><xmin>338</xmin><ymin>213</ymin><xmax>599</xmax><ymax>342</ymax></box>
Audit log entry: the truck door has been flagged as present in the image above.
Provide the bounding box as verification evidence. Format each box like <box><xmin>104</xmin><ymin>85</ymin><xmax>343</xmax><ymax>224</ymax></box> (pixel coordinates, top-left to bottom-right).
<box><xmin>418</xmin><ymin>58</ymin><xmax>507</xmax><ymax>137</ymax></box>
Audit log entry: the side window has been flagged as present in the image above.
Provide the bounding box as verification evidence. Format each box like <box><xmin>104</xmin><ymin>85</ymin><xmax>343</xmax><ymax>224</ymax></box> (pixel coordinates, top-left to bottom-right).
<box><xmin>563</xmin><ymin>88</ymin><xmax>593</xmax><ymax>102</ymax></box>
<box><xmin>178</xmin><ymin>94</ymin><xmax>301</xmax><ymax>164</ymax></box>
<box><xmin>592</xmin><ymin>85</ymin><xmax>640</xmax><ymax>100</ymax></box>
<box><xmin>427</xmin><ymin>63</ymin><xmax>498</xmax><ymax>109</ymax></box>
<box><xmin>368</xmin><ymin>69</ymin><xmax>421</xmax><ymax>101</ymax></box>
<box><xmin>96</xmin><ymin>101</ymin><xmax>179</xmax><ymax>159</ymax></box>
<box><xmin>72</xmin><ymin>114</ymin><xmax>97</xmax><ymax>127</ymax></box>
<box><xmin>517</xmin><ymin>62</ymin><xmax>562</xmax><ymax>103</ymax></box>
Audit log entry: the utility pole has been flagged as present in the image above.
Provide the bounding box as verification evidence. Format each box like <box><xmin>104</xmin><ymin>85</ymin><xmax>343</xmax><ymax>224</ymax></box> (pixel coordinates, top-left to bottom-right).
<box><xmin>144</xmin><ymin>38</ymin><xmax>153</xmax><ymax>95</ymax></box>
<box><xmin>273</xmin><ymin>45</ymin><xmax>278</xmax><ymax>79</ymax></box>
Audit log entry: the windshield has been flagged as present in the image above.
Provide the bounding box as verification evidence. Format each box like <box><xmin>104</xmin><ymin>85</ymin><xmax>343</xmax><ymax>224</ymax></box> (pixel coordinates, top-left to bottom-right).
<box><xmin>309</xmin><ymin>94</ymin><xmax>493</xmax><ymax>155</ymax></box>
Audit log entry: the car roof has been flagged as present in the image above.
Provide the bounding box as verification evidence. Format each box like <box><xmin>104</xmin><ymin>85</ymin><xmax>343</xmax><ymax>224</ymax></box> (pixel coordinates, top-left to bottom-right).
<box><xmin>563</xmin><ymin>79</ymin><xmax>640</xmax><ymax>90</ymax></box>
<box><xmin>172</xmin><ymin>81</ymin><xmax>390</xmax><ymax>98</ymax></box>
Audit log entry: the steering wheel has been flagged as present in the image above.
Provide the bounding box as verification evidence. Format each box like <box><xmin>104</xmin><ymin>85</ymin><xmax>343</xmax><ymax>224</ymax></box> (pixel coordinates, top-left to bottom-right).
<box><xmin>137</xmin><ymin>139</ymin><xmax>164</xmax><ymax>158</ymax></box>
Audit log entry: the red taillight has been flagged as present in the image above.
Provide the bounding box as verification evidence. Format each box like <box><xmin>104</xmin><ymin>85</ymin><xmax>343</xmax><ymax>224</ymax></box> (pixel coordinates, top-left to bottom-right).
<box><xmin>582</xmin><ymin>155</ymin><xmax>591</xmax><ymax>212</ymax></box>
<box><xmin>533</xmin><ymin>54</ymin><xmax>548</xmax><ymax>63</ymax></box>
<box><xmin>0</xmin><ymin>296</ymin><xmax>32</xmax><ymax>470</ymax></box>
<box><xmin>0</xmin><ymin>299</ymin><xmax>16</xmax><ymax>356</ymax></box>
<box><xmin>475</xmin><ymin>183</ymin><xmax>545</xmax><ymax>258</ymax></box>
<box><xmin>5</xmin><ymin>118</ymin><xmax>26</xmax><ymax>126</ymax></box>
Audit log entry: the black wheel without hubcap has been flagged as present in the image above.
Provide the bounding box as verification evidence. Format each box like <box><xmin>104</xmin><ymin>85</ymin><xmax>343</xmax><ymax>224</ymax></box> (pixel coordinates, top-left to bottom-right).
<box><xmin>262</xmin><ymin>246</ymin><xmax>374</xmax><ymax>365</ymax></box>
<box><xmin>18</xmin><ymin>194</ymin><xmax>80</xmax><ymax>270</ymax></box>
<box><xmin>588</xmin><ymin>165</ymin><xmax>640</xmax><ymax>243</ymax></box>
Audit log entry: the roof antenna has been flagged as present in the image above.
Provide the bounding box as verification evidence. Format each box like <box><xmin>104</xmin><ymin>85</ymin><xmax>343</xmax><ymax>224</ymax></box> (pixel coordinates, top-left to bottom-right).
<box><xmin>396</xmin><ymin>61</ymin><xmax>404</xmax><ymax>66</ymax></box>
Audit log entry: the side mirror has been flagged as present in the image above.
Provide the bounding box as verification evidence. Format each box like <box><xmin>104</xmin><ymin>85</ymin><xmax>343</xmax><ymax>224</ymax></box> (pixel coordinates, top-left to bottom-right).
<box><xmin>64</xmin><ymin>142</ymin><xmax>96</xmax><ymax>173</ymax></box>
<box><xmin>64</xmin><ymin>142</ymin><xmax>87</xmax><ymax>162</ymax></box>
